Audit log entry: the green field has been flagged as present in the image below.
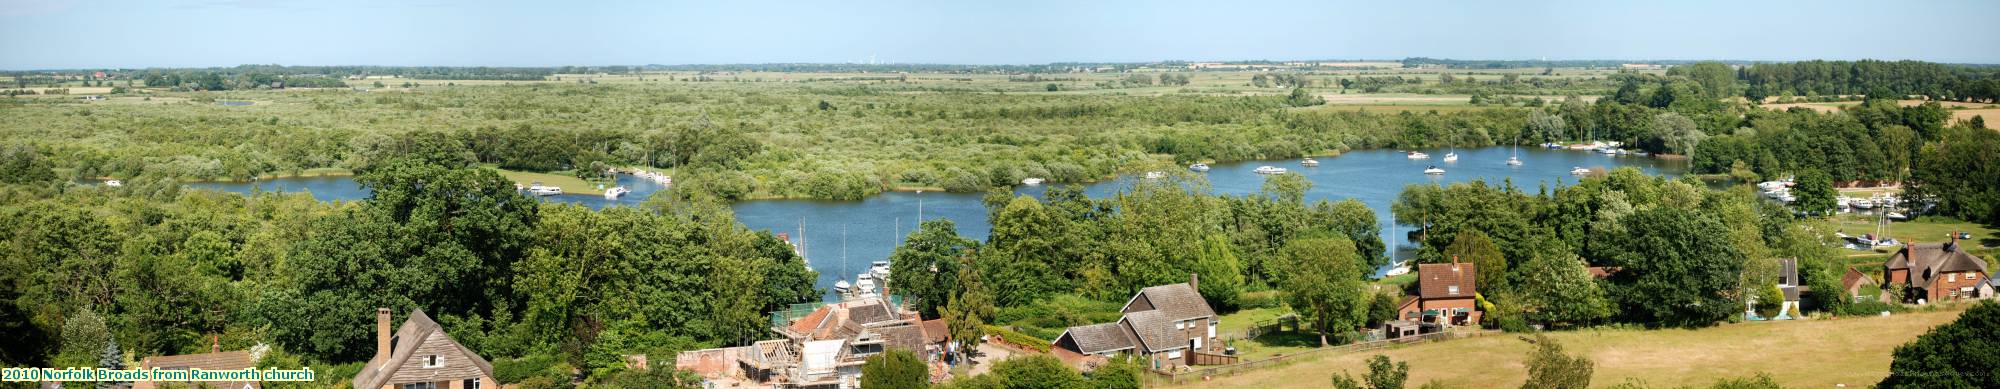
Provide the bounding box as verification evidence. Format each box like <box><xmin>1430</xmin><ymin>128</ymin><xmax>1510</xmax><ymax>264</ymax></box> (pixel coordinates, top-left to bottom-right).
<box><xmin>488</xmin><ymin>166</ymin><xmax>610</xmax><ymax>195</ymax></box>
<box><xmin>1178</xmin><ymin>304</ymin><xmax>1974</xmax><ymax>388</ymax></box>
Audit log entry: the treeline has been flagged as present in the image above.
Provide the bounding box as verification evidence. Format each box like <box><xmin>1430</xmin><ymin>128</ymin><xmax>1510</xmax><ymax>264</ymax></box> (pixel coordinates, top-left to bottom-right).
<box><xmin>138</xmin><ymin>71</ymin><xmax>349</xmax><ymax>90</ymax></box>
<box><xmin>0</xmin><ymin>145</ymin><xmax>817</xmax><ymax>386</ymax></box>
<box><xmin>1401</xmin><ymin>57</ymin><xmax>1734</xmax><ymax>69</ymax></box>
<box><xmin>1739</xmin><ymin>60</ymin><xmax>2000</xmax><ymax>102</ymax></box>
<box><xmin>1393</xmin><ymin>169</ymin><xmax>1848</xmax><ymax>328</ymax></box>
<box><xmin>1690</xmin><ymin>99</ymin><xmax>1952</xmax><ymax>183</ymax></box>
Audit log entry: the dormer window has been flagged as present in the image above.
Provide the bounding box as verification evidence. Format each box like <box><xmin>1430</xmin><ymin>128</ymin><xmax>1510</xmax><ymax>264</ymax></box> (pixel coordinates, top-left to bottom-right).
<box><xmin>423</xmin><ymin>354</ymin><xmax>442</xmax><ymax>368</ymax></box>
<box><xmin>1447</xmin><ymin>285</ymin><xmax>1460</xmax><ymax>295</ymax></box>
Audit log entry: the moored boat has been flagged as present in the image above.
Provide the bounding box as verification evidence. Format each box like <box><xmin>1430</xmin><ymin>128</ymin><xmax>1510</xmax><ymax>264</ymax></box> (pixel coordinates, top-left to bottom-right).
<box><xmin>1423</xmin><ymin>166</ymin><xmax>1445</xmax><ymax>175</ymax></box>
<box><xmin>1407</xmin><ymin>151</ymin><xmax>1430</xmax><ymax>160</ymax></box>
<box><xmin>527</xmin><ymin>182</ymin><xmax>562</xmax><ymax>196</ymax></box>
<box><xmin>1301</xmin><ymin>158</ymin><xmax>1320</xmax><ymax>167</ymax></box>
<box><xmin>1442</xmin><ymin>153</ymin><xmax>1458</xmax><ymax>162</ymax></box>
<box><xmin>1188</xmin><ymin>163</ymin><xmax>1211</xmax><ymax>172</ymax></box>
<box><xmin>1570</xmin><ymin>167</ymin><xmax>1591</xmax><ymax>176</ymax></box>
<box><xmin>1021</xmin><ymin>177</ymin><xmax>1045</xmax><ymax>186</ymax></box>
<box><xmin>1253</xmin><ymin>166</ymin><xmax>1288</xmax><ymax>174</ymax></box>
<box><xmin>603</xmin><ymin>186</ymin><xmax>629</xmax><ymax>199</ymax></box>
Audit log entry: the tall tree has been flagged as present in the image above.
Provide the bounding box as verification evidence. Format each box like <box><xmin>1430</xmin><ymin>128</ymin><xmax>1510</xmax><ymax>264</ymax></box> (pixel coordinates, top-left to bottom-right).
<box><xmin>889</xmin><ymin>219</ymin><xmax>975</xmax><ymax>318</ymax></box>
<box><xmin>1604</xmin><ymin>208</ymin><xmax>1743</xmax><ymax>328</ymax></box>
<box><xmin>1513</xmin><ymin>253</ymin><xmax>1611</xmax><ymax>327</ymax></box>
<box><xmin>1442</xmin><ymin>230</ymin><xmax>1509</xmax><ymax>293</ymax></box>
<box><xmin>1791</xmin><ymin>168</ymin><xmax>1837</xmax><ymax>215</ymax></box>
<box><xmin>1281</xmin><ymin>237</ymin><xmax>1367</xmax><ymax>346</ymax></box>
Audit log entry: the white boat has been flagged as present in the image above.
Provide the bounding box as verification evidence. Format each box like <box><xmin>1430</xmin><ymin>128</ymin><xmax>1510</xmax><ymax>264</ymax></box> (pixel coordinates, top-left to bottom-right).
<box><xmin>1598</xmin><ymin>147</ymin><xmax>1619</xmax><ymax>155</ymax></box>
<box><xmin>1850</xmin><ymin>199</ymin><xmax>1876</xmax><ymax>209</ymax></box>
<box><xmin>526</xmin><ymin>182</ymin><xmax>562</xmax><ymax>196</ymax></box>
<box><xmin>1570</xmin><ymin>167</ymin><xmax>1591</xmax><ymax>176</ymax></box>
<box><xmin>1253</xmin><ymin>166</ymin><xmax>1288</xmax><ymax>174</ymax></box>
<box><xmin>1506</xmin><ymin>156</ymin><xmax>1522</xmax><ymax>166</ymax></box>
<box><xmin>603</xmin><ymin>186</ymin><xmax>629</xmax><ymax>199</ymax></box>
<box><xmin>1423</xmin><ymin>166</ymin><xmax>1445</xmax><ymax>175</ymax></box>
<box><xmin>855</xmin><ymin>275</ymin><xmax>878</xmax><ymax>298</ymax></box>
<box><xmin>833</xmin><ymin>280</ymin><xmax>852</xmax><ymax>296</ymax></box>
<box><xmin>1886</xmin><ymin>212</ymin><xmax>1910</xmax><ymax>221</ymax></box>
<box><xmin>104</xmin><ymin>179</ymin><xmax>122</xmax><ymax>187</ymax></box>
<box><xmin>1188</xmin><ymin>163</ymin><xmax>1211</xmax><ymax>172</ymax></box>
<box><xmin>1442</xmin><ymin>153</ymin><xmax>1458</xmax><ymax>162</ymax></box>
<box><xmin>1301</xmin><ymin>158</ymin><xmax>1320</xmax><ymax>167</ymax></box>
<box><xmin>1542</xmin><ymin>142</ymin><xmax>1564</xmax><ymax>149</ymax></box>
<box><xmin>1384</xmin><ymin>265</ymin><xmax>1411</xmax><ymax>276</ymax></box>
<box><xmin>1407</xmin><ymin>152</ymin><xmax>1430</xmax><ymax>160</ymax></box>
<box><xmin>1144</xmin><ymin>171</ymin><xmax>1166</xmax><ymax>180</ymax></box>
<box><xmin>870</xmin><ymin>261</ymin><xmax>891</xmax><ymax>280</ymax></box>
<box><xmin>1021</xmin><ymin>177</ymin><xmax>1045</xmax><ymax>186</ymax></box>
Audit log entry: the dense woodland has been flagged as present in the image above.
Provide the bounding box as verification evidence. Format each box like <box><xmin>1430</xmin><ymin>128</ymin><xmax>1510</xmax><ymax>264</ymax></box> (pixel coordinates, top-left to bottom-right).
<box><xmin>3</xmin><ymin>59</ymin><xmax>1999</xmax><ymax>387</ymax></box>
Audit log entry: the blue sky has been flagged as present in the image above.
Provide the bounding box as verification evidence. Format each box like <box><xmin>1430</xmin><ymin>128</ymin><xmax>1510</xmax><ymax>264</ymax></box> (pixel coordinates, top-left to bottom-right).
<box><xmin>2</xmin><ymin>0</ymin><xmax>1996</xmax><ymax>69</ymax></box>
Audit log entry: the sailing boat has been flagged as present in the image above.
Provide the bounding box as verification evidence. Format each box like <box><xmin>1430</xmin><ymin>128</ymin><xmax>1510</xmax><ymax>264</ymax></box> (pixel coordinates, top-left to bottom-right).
<box><xmin>832</xmin><ymin>226</ymin><xmax>851</xmax><ymax>298</ymax></box>
<box><xmin>1385</xmin><ymin>210</ymin><xmax>1411</xmax><ymax>277</ymax></box>
<box><xmin>1507</xmin><ymin>137</ymin><xmax>1523</xmax><ymax>166</ymax></box>
<box><xmin>1442</xmin><ymin>148</ymin><xmax>1459</xmax><ymax>162</ymax></box>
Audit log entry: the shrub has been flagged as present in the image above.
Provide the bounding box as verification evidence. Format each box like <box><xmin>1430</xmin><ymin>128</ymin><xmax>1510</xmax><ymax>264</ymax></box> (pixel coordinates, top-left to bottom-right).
<box><xmin>982</xmin><ymin>325</ymin><xmax>1051</xmax><ymax>352</ymax></box>
<box><xmin>493</xmin><ymin>354</ymin><xmax>566</xmax><ymax>384</ymax></box>
<box><xmin>1239</xmin><ymin>290</ymin><xmax>1285</xmax><ymax>309</ymax></box>
<box><xmin>1840</xmin><ymin>300</ymin><xmax>1904</xmax><ymax>317</ymax></box>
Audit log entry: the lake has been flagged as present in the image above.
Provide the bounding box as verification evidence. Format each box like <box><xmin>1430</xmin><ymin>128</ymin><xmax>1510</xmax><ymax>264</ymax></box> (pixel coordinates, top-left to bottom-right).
<box><xmin>168</xmin><ymin>147</ymin><xmax>1685</xmax><ymax>301</ymax></box>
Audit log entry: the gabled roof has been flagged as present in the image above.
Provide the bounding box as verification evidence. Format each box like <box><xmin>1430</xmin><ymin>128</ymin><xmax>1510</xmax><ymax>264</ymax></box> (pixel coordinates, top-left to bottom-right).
<box><xmin>874</xmin><ymin>324</ymin><xmax>930</xmax><ymax>354</ymax></box>
<box><xmin>849</xmin><ymin>302</ymin><xmax>897</xmax><ymax>325</ymax></box>
<box><xmin>1122</xmin><ymin>283</ymin><xmax>1216</xmax><ymax>321</ymax></box>
<box><xmin>919</xmin><ymin>319</ymin><xmax>950</xmax><ymax>344</ymax></box>
<box><xmin>1893</xmin><ymin>242</ymin><xmax>1990</xmax><ymax>289</ymax></box>
<box><xmin>1120</xmin><ymin>310</ymin><xmax>1183</xmax><ymax>353</ymax></box>
<box><xmin>1418</xmin><ymin>262</ymin><xmax>1477</xmax><ymax>299</ymax></box>
<box><xmin>353</xmin><ymin>309</ymin><xmax>495</xmax><ymax>389</ymax></box>
<box><xmin>1056</xmin><ymin>322</ymin><xmax>1136</xmax><ymax>355</ymax></box>
<box><xmin>142</xmin><ymin>350</ymin><xmax>255</xmax><ymax>371</ymax></box>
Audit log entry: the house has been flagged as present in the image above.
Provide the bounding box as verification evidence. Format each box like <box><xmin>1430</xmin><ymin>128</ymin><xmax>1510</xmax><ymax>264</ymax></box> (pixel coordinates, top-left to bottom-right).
<box><xmin>1842</xmin><ymin>267</ymin><xmax>1878</xmax><ymax>300</ymax></box>
<box><xmin>675</xmin><ymin>296</ymin><xmax>942</xmax><ymax>388</ymax></box>
<box><xmin>1052</xmin><ymin>274</ymin><xmax>1220</xmax><ymax>370</ymax></box>
<box><xmin>1882</xmin><ymin>237</ymin><xmax>1992</xmax><ymax>303</ymax></box>
<box><xmin>353</xmin><ymin>308</ymin><xmax>496</xmax><ymax>389</ymax></box>
<box><xmin>135</xmin><ymin>336</ymin><xmax>259</xmax><ymax>389</ymax></box>
<box><xmin>1763</xmin><ymin>258</ymin><xmax>1808</xmax><ymax>319</ymax></box>
<box><xmin>1397</xmin><ymin>257</ymin><xmax>1480</xmax><ymax>326</ymax></box>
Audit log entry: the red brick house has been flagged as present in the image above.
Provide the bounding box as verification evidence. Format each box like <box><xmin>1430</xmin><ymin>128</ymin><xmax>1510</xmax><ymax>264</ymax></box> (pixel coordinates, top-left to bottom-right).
<box><xmin>1397</xmin><ymin>259</ymin><xmax>1480</xmax><ymax>326</ymax></box>
<box><xmin>1883</xmin><ymin>238</ymin><xmax>1992</xmax><ymax>303</ymax></box>
<box><xmin>1053</xmin><ymin>274</ymin><xmax>1219</xmax><ymax>370</ymax></box>
<box><xmin>353</xmin><ymin>308</ymin><xmax>496</xmax><ymax>389</ymax></box>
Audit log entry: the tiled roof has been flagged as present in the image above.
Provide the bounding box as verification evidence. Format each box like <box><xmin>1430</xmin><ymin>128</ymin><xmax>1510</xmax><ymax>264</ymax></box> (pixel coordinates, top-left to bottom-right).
<box><xmin>1058</xmin><ymin>322</ymin><xmax>1136</xmax><ymax>354</ymax></box>
<box><xmin>1418</xmin><ymin>262</ymin><xmax>1477</xmax><ymax>299</ymax></box>
<box><xmin>1898</xmin><ymin>242</ymin><xmax>1990</xmax><ymax>288</ymax></box>
<box><xmin>1130</xmin><ymin>283</ymin><xmax>1216</xmax><ymax>321</ymax></box>
<box><xmin>874</xmin><ymin>324</ymin><xmax>930</xmax><ymax>354</ymax></box>
<box><xmin>354</xmin><ymin>309</ymin><xmax>495</xmax><ymax>389</ymax></box>
<box><xmin>1121</xmin><ymin>310</ymin><xmax>1181</xmax><ymax>353</ymax></box>
<box><xmin>919</xmin><ymin>319</ymin><xmax>949</xmax><ymax>344</ymax></box>
<box><xmin>142</xmin><ymin>350</ymin><xmax>255</xmax><ymax>371</ymax></box>
<box><xmin>849</xmin><ymin>303</ymin><xmax>897</xmax><ymax>325</ymax></box>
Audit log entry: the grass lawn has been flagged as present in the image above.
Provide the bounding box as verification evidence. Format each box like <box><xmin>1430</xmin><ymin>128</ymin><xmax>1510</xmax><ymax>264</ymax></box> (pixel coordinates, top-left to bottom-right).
<box><xmin>1227</xmin><ymin>331</ymin><xmax>1322</xmax><ymax>360</ymax></box>
<box><xmin>486</xmin><ymin>165</ymin><xmax>609</xmax><ymax>195</ymax></box>
<box><xmin>1216</xmin><ymin>306</ymin><xmax>1292</xmax><ymax>338</ymax></box>
<box><xmin>1827</xmin><ymin>214</ymin><xmax>1997</xmax><ymax>265</ymax></box>
<box><xmin>1176</xmin><ymin>305</ymin><xmax>1974</xmax><ymax>388</ymax></box>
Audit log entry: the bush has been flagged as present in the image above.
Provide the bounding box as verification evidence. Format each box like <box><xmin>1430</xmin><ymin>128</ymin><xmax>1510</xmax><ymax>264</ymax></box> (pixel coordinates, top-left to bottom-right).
<box><xmin>493</xmin><ymin>354</ymin><xmax>566</xmax><ymax>384</ymax></box>
<box><xmin>1499</xmin><ymin>316</ymin><xmax>1534</xmax><ymax>333</ymax></box>
<box><xmin>982</xmin><ymin>325</ymin><xmax>1051</xmax><ymax>352</ymax></box>
<box><xmin>1239</xmin><ymin>290</ymin><xmax>1285</xmax><ymax>309</ymax></box>
<box><xmin>1839</xmin><ymin>300</ymin><xmax>1904</xmax><ymax>317</ymax></box>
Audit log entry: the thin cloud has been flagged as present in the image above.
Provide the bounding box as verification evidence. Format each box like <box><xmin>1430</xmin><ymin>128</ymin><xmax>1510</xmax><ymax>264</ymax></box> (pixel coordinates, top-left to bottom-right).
<box><xmin>0</xmin><ymin>0</ymin><xmax>75</xmax><ymax>17</ymax></box>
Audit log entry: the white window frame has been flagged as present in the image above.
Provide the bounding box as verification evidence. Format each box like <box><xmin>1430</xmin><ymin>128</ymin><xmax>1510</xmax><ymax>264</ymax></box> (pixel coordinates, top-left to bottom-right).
<box><xmin>1447</xmin><ymin>285</ymin><xmax>1459</xmax><ymax>295</ymax></box>
<box><xmin>1166</xmin><ymin>350</ymin><xmax>1182</xmax><ymax>359</ymax></box>
<box><xmin>465</xmin><ymin>377</ymin><xmax>481</xmax><ymax>389</ymax></box>
<box><xmin>1949</xmin><ymin>273</ymin><xmax>1957</xmax><ymax>282</ymax></box>
<box><xmin>1192</xmin><ymin>337</ymin><xmax>1202</xmax><ymax>350</ymax></box>
<box><xmin>1174</xmin><ymin>320</ymin><xmax>1184</xmax><ymax>330</ymax></box>
<box><xmin>1207</xmin><ymin>321</ymin><xmax>1217</xmax><ymax>339</ymax></box>
<box><xmin>423</xmin><ymin>354</ymin><xmax>442</xmax><ymax>368</ymax></box>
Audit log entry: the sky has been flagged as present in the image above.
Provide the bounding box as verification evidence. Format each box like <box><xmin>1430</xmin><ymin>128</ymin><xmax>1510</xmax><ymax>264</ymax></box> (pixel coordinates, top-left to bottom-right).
<box><xmin>2</xmin><ymin>0</ymin><xmax>1997</xmax><ymax>70</ymax></box>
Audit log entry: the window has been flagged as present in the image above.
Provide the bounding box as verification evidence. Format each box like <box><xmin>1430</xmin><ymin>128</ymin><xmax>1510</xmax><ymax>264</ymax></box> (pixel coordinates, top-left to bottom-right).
<box><xmin>399</xmin><ymin>383</ymin><xmax>436</xmax><ymax>389</ymax></box>
<box><xmin>1192</xmin><ymin>337</ymin><xmax>1202</xmax><ymax>350</ymax></box>
<box><xmin>463</xmin><ymin>378</ymin><xmax>481</xmax><ymax>389</ymax></box>
<box><xmin>1167</xmin><ymin>350</ymin><xmax>1182</xmax><ymax>359</ymax></box>
<box><xmin>423</xmin><ymin>354</ymin><xmax>441</xmax><ymax>368</ymax></box>
<box><xmin>1175</xmin><ymin>321</ymin><xmax>1184</xmax><ymax>330</ymax></box>
<box><xmin>1949</xmin><ymin>273</ymin><xmax>1957</xmax><ymax>282</ymax></box>
<box><xmin>1207</xmin><ymin>321</ymin><xmax>1217</xmax><ymax>339</ymax></box>
<box><xmin>1447</xmin><ymin>285</ymin><xmax>1460</xmax><ymax>295</ymax></box>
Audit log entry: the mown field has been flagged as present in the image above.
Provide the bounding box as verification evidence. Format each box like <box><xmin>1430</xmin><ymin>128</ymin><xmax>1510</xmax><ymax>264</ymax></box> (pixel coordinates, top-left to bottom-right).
<box><xmin>1178</xmin><ymin>305</ymin><xmax>1973</xmax><ymax>388</ymax></box>
<box><xmin>1763</xmin><ymin>99</ymin><xmax>2000</xmax><ymax>124</ymax></box>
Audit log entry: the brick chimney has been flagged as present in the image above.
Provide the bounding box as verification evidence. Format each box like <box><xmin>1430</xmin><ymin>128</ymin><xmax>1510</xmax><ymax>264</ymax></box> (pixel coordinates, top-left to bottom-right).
<box><xmin>1189</xmin><ymin>273</ymin><xmax>1199</xmax><ymax>291</ymax></box>
<box><xmin>211</xmin><ymin>334</ymin><xmax>221</xmax><ymax>353</ymax></box>
<box><xmin>376</xmin><ymin>308</ymin><xmax>392</xmax><ymax>363</ymax></box>
<box><xmin>1451</xmin><ymin>255</ymin><xmax>1461</xmax><ymax>272</ymax></box>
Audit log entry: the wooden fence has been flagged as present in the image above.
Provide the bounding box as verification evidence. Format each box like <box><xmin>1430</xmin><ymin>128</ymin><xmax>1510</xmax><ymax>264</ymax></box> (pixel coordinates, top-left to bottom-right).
<box><xmin>1143</xmin><ymin>329</ymin><xmax>1496</xmax><ymax>387</ymax></box>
